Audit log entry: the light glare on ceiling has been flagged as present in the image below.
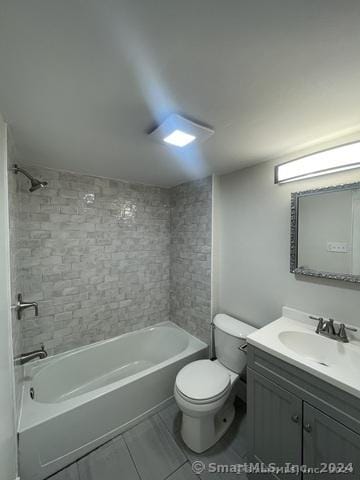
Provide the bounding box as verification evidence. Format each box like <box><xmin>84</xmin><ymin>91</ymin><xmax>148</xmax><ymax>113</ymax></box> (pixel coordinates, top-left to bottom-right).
<box><xmin>163</xmin><ymin>129</ymin><xmax>196</xmax><ymax>147</ymax></box>
<box><xmin>275</xmin><ymin>141</ymin><xmax>360</xmax><ymax>184</ymax></box>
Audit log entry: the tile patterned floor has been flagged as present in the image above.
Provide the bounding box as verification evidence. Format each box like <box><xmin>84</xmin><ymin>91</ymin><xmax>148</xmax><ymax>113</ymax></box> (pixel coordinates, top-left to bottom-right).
<box><xmin>49</xmin><ymin>399</ymin><xmax>248</xmax><ymax>480</ymax></box>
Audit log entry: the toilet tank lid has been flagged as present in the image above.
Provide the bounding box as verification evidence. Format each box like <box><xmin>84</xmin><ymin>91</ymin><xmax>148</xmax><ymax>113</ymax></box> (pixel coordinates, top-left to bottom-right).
<box><xmin>213</xmin><ymin>314</ymin><xmax>256</xmax><ymax>339</ymax></box>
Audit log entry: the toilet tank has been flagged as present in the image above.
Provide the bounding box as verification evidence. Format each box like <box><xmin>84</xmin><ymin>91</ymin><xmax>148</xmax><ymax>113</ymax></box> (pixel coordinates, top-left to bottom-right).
<box><xmin>213</xmin><ymin>314</ymin><xmax>257</xmax><ymax>373</ymax></box>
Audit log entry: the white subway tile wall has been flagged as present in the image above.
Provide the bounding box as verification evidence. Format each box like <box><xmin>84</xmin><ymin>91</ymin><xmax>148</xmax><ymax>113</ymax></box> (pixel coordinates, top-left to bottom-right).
<box><xmin>15</xmin><ymin>167</ymin><xmax>170</xmax><ymax>355</ymax></box>
<box><xmin>9</xmin><ymin>166</ymin><xmax>212</xmax><ymax>358</ymax></box>
<box><xmin>170</xmin><ymin>177</ymin><xmax>212</xmax><ymax>343</ymax></box>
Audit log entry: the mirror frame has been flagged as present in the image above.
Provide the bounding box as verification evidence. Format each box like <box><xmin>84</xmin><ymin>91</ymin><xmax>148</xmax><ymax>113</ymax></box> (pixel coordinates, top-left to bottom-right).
<box><xmin>290</xmin><ymin>181</ymin><xmax>360</xmax><ymax>283</ymax></box>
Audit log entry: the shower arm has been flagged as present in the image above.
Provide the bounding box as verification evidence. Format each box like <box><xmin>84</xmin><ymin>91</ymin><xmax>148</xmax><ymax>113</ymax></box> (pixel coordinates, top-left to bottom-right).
<box><xmin>12</xmin><ymin>164</ymin><xmax>37</xmax><ymax>182</ymax></box>
<box><xmin>12</xmin><ymin>164</ymin><xmax>48</xmax><ymax>192</ymax></box>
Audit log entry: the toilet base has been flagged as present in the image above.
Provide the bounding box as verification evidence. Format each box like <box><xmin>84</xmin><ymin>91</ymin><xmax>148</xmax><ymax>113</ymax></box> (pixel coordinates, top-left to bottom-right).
<box><xmin>180</xmin><ymin>400</ymin><xmax>235</xmax><ymax>453</ymax></box>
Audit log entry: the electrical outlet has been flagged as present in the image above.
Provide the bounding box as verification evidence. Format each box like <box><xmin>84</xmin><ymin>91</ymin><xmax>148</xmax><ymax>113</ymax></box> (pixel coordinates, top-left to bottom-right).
<box><xmin>327</xmin><ymin>242</ymin><xmax>349</xmax><ymax>253</ymax></box>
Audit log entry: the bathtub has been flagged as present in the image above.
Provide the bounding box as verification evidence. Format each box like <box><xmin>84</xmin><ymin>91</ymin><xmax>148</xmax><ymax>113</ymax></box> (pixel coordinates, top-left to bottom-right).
<box><xmin>19</xmin><ymin>321</ymin><xmax>208</xmax><ymax>480</ymax></box>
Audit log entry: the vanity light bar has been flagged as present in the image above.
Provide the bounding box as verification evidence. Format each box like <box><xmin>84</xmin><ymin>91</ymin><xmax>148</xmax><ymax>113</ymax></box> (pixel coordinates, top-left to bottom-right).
<box><xmin>274</xmin><ymin>141</ymin><xmax>360</xmax><ymax>184</ymax></box>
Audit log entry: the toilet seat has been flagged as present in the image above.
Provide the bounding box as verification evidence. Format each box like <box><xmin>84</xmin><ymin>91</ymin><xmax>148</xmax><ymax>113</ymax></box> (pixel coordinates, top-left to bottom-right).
<box><xmin>175</xmin><ymin>384</ymin><xmax>230</xmax><ymax>405</ymax></box>
<box><xmin>175</xmin><ymin>360</ymin><xmax>231</xmax><ymax>404</ymax></box>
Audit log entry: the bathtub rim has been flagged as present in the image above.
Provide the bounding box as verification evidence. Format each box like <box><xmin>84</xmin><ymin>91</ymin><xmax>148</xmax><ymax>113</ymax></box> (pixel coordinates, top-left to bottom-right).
<box><xmin>25</xmin><ymin>320</ymin><xmax>201</xmax><ymax>373</ymax></box>
<box><xmin>19</xmin><ymin>321</ymin><xmax>208</xmax><ymax>432</ymax></box>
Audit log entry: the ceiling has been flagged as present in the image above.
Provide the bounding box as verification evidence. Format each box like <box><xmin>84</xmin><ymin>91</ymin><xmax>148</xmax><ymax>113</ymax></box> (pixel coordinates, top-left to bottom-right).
<box><xmin>1</xmin><ymin>0</ymin><xmax>360</xmax><ymax>187</ymax></box>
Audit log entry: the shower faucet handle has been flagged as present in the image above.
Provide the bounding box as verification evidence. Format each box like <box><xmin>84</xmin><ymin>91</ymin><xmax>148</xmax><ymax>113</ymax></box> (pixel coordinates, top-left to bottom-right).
<box><xmin>14</xmin><ymin>293</ymin><xmax>39</xmax><ymax>320</ymax></box>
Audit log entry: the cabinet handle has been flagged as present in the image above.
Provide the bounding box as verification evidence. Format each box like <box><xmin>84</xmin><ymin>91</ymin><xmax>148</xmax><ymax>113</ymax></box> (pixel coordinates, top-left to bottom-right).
<box><xmin>291</xmin><ymin>414</ymin><xmax>299</xmax><ymax>423</ymax></box>
<box><xmin>304</xmin><ymin>423</ymin><xmax>312</xmax><ymax>433</ymax></box>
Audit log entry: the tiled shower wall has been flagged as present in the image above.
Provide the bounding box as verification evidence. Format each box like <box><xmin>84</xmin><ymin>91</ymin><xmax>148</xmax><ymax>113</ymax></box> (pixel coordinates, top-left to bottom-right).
<box><xmin>9</xmin><ymin>166</ymin><xmax>212</xmax><ymax>358</ymax></box>
<box><xmin>15</xmin><ymin>167</ymin><xmax>170</xmax><ymax>355</ymax></box>
<box><xmin>170</xmin><ymin>177</ymin><xmax>212</xmax><ymax>343</ymax></box>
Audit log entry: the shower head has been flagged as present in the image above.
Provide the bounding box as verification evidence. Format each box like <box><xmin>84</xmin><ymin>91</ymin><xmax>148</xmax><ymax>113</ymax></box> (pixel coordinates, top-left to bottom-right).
<box><xmin>12</xmin><ymin>164</ymin><xmax>48</xmax><ymax>192</ymax></box>
<box><xmin>29</xmin><ymin>178</ymin><xmax>48</xmax><ymax>192</ymax></box>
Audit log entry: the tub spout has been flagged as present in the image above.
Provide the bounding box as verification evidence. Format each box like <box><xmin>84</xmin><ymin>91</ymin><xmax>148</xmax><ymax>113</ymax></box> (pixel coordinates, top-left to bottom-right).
<box><xmin>15</xmin><ymin>344</ymin><xmax>47</xmax><ymax>365</ymax></box>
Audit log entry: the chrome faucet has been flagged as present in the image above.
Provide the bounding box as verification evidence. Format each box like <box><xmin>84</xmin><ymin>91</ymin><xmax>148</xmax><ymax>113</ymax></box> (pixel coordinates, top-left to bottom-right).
<box><xmin>309</xmin><ymin>316</ymin><xmax>357</xmax><ymax>343</ymax></box>
<box><xmin>15</xmin><ymin>344</ymin><xmax>47</xmax><ymax>365</ymax></box>
<box><xmin>14</xmin><ymin>293</ymin><xmax>39</xmax><ymax>320</ymax></box>
<box><xmin>309</xmin><ymin>316</ymin><xmax>325</xmax><ymax>334</ymax></box>
<box><xmin>337</xmin><ymin>323</ymin><xmax>358</xmax><ymax>343</ymax></box>
<box><xmin>322</xmin><ymin>318</ymin><xmax>336</xmax><ymax>336</ymax></box>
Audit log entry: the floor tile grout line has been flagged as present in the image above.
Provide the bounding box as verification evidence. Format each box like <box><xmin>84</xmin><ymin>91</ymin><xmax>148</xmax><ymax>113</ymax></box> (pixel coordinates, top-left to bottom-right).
<box><xmin>155</xmin><ymin>413</ymin><xmax>207</xmax><ymax>479</ymax></box>
<box><xmin>156</xmin><ymin>408</ymin><xmax>181</xmax><ymax>437</ymax></box>
<box><xmin>152</xmin><ymin>412</ymin><xmax>190</xmax><ymax>477</ymax></box>
<box><xmin>122</xmin><ymin>433</ymin><xmax>144</xmax><ymax>480</ymax></box>
<box><xmin>155</xmin><ymin>412</ymin><xmax>187</xmax><ymax>454</ymax></box>
<box><xmin>162</xmin><ymin>460</ymin><xmax>190</xmax><ymax>480</ymax></box>
<box><xmin>227</xmin><ymin>441</ymin><xmax>248</xmax><ymax>461</ymax></box>
<box><xmin>156</xmin><ymin>411</ymin><xmax>173</xmax><ymax>435</ymax></box>
<box><xmin>75</xmin><ymin>462</ymin><xmax>80</xmax><ymax>480</ymax></box>
<box><xmin>157</xmin><ymin>405</ymin><xmax>249</xmax><ymax>477</ymax></box>
<box><xmin>122</xmin><ymin>413</ymin><xmax>188</xmax><ymax>480</ymax></box>
<box><xmin>155</xmin><ymin>411</ymin><xmax>202</xmax><ymax>470</ymax></box>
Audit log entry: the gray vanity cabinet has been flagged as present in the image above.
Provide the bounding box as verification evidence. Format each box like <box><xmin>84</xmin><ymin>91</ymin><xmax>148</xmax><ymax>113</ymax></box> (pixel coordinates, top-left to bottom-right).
<box><xmin>303</xmin><ymin>404</ymin><xmax>360</xmax><ymax>480</ymax></box>
<box><xmin>247</xmin><ymin>369</ymin><xmax>302</xmax><ymax>480</ymax></box>
<box><xmin>247</xmin><ymin>345</ymin><xmax>360</xmax><ymax>479</ymax></box>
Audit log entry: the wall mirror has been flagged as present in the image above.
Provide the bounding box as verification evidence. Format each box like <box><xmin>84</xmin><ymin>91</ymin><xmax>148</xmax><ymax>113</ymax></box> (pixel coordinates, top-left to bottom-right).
<box><xmin>290</xmin><ymin>182</ymin><xmax>360</xmax><ymax>283</ymax></box>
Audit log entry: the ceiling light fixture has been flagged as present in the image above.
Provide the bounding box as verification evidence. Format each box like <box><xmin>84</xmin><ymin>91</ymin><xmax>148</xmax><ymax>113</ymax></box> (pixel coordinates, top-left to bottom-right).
<box><xmin>163</xmin><ymin>129</ymin><xmax>196</xmax><ymax>147</ymax></box>
<box><xmin>274</xmin><ymin>141</ymin><xmax>360</xmax><ymax>184</ymax></box>
<box><xmin>149</xmin><ymin>113</ymin><xmax>214</xmax><ymax>148</ymax></box>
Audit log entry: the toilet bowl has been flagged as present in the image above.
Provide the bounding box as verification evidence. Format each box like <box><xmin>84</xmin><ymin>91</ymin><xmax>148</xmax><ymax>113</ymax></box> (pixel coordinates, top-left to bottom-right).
<box><xmin>174</xmin><ymin>314</ymin><xmax>257</xmax><ymax>453</ymax></box>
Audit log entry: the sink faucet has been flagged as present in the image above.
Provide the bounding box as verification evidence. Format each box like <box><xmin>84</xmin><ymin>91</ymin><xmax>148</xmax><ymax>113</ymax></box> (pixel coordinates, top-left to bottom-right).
<box><xmin>309</xmin><ymin>315</ymin><xmax>324</xmax><ymax>334</ymax></box>
<box><xmin>322</xmin><ymin>318</ymin><xmax>336</xmax><ymax>336</ymax></box>
<box><xmin>15</xmin><ymin>344</ymin><xmax>48</xmax><ymax>365</ymax></box>
<box><xmin>309</xmin><ymin>316</ymin><xmax>357</xmax><ymax>343</ymax></box>
<box><xmin>14</xmin><ymin>293</ymin><xmax>39</xmax><ymax>320</ymax></box>
<box><xmin>337</xmin><ymin>323</ymin><xmax>357</xmax><ymax>343</ymax></box>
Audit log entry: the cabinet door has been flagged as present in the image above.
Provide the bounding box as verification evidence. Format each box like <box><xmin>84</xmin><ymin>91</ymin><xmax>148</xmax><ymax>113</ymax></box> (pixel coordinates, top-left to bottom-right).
<box><xmin>247</xmin><ymin>368</ymin><xmax>302</xmax><ymax>479</ymax></box>
<box><xmin>303</xmin><ymin>403</ymin><xmax>360</xmax><ymax>480</ymax></box>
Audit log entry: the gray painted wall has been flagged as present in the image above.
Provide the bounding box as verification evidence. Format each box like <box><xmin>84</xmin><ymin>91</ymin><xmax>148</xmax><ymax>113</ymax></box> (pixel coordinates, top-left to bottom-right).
<box><xmin>216</xmin><ymin>160</ymin><xmax>360</xmax><ymax>329</ymax></box>
<box><xmin>169</xmin><ymin>177</ymin><xmax>212</xmax><ymax>344</ymax></box>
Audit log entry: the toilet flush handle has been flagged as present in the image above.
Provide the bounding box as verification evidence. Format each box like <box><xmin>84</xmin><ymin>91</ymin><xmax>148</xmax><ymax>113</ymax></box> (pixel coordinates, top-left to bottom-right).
<box><xmin>238</xmin><ymin>343</ymin><xmax>248</xmax><ymax>353</ymax></box>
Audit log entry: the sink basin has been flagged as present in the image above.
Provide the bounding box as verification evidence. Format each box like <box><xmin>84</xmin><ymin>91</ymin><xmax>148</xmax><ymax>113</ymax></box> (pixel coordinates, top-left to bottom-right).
<box><xmin>278</xmin><ymin>331</ymin><xmax>334</xmax><ymax>366</ymax></box>
<box><xmin>278</xmin><ymin>330</ymin><xmax>360</xmax><ymax>374</ymax></box>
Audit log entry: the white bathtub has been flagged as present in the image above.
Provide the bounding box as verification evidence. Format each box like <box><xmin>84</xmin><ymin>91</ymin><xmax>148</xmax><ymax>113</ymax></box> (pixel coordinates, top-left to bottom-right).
<box><xmin>19</xmin><ymin>321</ymin><xmax>208</xmax><ymax>480</ymax></box>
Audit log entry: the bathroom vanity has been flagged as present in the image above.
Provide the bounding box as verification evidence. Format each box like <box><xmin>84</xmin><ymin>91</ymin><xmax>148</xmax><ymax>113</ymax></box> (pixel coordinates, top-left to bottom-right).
<box><xmin>247</xmin><ymin>308</ymin><xmax>360</xmax><ymax>479</ymax></box>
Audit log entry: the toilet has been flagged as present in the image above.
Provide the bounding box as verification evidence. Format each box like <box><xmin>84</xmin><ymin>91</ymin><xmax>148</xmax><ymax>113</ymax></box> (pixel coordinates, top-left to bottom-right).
<box><xmin>174</xmin><ymin>313</ymin><xmax>257</xmax><ymax>453</ymax></box>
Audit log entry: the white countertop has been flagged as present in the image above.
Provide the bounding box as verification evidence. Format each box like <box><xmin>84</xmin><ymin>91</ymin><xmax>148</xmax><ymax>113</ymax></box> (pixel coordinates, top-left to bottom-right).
<box><xmin>247</xmin><ymin>307</ymin><xmax>360</xmax><ymax>399</ymax></box>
